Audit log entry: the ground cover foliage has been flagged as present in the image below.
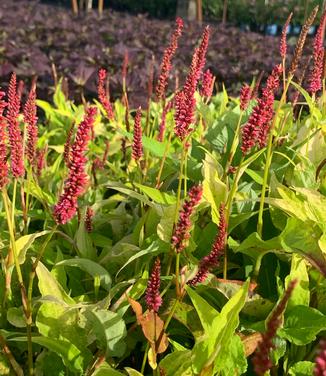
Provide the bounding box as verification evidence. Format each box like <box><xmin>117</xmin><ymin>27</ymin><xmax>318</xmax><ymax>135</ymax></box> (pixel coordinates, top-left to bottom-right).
<box><xmin>0</xmin><ymin>4</ymin><xmax>326</xmax><ymax>376</ymax></box>
<box><xmin>0</xmin><ymin>0</ymin><xmax>316</xmax><ymax>107</ymax></box>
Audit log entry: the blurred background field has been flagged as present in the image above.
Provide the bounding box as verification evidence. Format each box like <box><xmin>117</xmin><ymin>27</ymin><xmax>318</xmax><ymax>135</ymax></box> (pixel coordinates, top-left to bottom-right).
<box><xmin>0</xmin><ymin>0</ymin><xmax>322</xmax><ymax>105</ymax></box>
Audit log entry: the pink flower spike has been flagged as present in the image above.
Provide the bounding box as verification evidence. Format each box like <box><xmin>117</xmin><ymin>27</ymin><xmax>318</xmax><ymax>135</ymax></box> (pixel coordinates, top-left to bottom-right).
<box><xmin>85</xmin><ymin>207</ymin><xmax>94</xmax><ymax>232</ymax></box>
<box><xmin>24</xmin><ymin>87</ymin><xmax>38</xmax><ymax>165</ymax></box>
<box><xmin>309</xmin><ymin>10</ymin><xmax>326</xmax><ymax>94</ymax></box>
<box><xmin>280</xmin><ymin>13</ymin><xmax>293</xmax><ymax>60</ymax></box>
<box><xmin>132</xmin><ymin>107</ymin><xmax>143</xmax><ymax>161</ymax></box>
<box><xmin>0</xmin><ymin>91</ymin><xmax>8</xmax><ymax>189</ymax></box>
<box><xmin>240</xmin><ymin>84</ymin><xmax>252</xmax><ymax>111</ymax></box>
<box><xmin>158</xmin><ymin>99</ymin><xmax>173</xmax><ymax>142</ymax></box>
<box><xmin>188</xmin><ymin>203</ymin><xmax>226</xmax><ymax>286</ymax></box>
<box><xmin>98</xmin><ymin>68</ymin><xmax>114</xmax><ymax>121</ymax></box>
<box><xmin>252</xmin><ymin>279</ymin><xmax>297</xmax><ymax>376</ymax></box>
<box><xmin>200</xmin><ymin>69</ymin><xmax>214</xmax><ymax>98</ymax></box>
<box><xmin>314</xmin><ymin>339</ymin><xmax>326</xmax><ymax>376</ymax></box>
<box><xmin>172</xmin><ymin>185</ymin><xmax>203</xmax><ymax>253</ymax></box>
<box><xmin>53</xmin><ymin>107</ymin><xmax>97</xmax><ymax>224</ymax></box>
<box><xmin>6</xmin><ymin>72</ymin><xmax>24</xmax><ymax>178</ymax></box>
<box><xmin>145</xmin><ymin>258</ymin><xmax>162</xmax><ymax>312</ymax></box>
<box><xmin>156</xmin><ymin>17</ymin><xmax>184</xmax><ymax>100</ymax></box>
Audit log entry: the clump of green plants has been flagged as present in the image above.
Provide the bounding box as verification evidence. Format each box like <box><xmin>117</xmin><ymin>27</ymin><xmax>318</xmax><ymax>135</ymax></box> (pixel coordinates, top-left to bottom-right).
<box><xmin>0</xmin><ymin>7</ymin><xmax>326</xmax><ymax>376</ymax></box>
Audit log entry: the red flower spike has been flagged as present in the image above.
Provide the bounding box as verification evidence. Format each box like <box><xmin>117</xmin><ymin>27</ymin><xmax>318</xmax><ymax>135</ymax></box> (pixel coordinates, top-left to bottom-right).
<box><xmin>53</xmin><ymin>107</ymin><xmax>97</xmax><ymax>224</ymax></box>
<box><xmin>132</xmin><ymin>107</ymin><xmax>143</xmax><ymax>161</ymax></box>
<box><xmin>172</xmin><ymin>185</ymin><xmax>203</xmax><ymax>253</ymax></box>
<box><xmin>24</xmin><ymin>87</ymin><xmax>38</xmax><ymax>165</ymax></box>
<box><xmin>145</xmin><ymin>258</ymin><xmax>162</xmax><ymax>312</ymax></box>
<box><xmin>175</xmin><ymin>26</ymin><xmax>210</xmax><ymax>140</ymax></box>
<box><xmin>0</xmin><ymin>91</ymin><xmax>8</xmax><ymax>189</ymax></box>
<box><xmin>252</xmin><ymin>279</ymin><xmax>297</xmax><ymax>376</ymax></box>
<box><xmin>309</xmin><ymin>10</ymin><xmax>326</xmax><ymax>94</ymax></box>
<box><xmin>314</xmin><ymin>339</ymin><xmax>326</xmax><ymax>376</ymax></box>
<box><xmin>6</xmin><ymin>72</ymin><xmax>24</xmax><ymax>178</ymax></box>
<box><xmin>240</xmin><ymin>84</ymin><xmax>252</xmax><ymax>111</ymax></box>
<box><xmin>200</xmin><ymin>69</ymin><xmax>214</xmax><ymax>98</ymax></box>
<box><xmin>241</xmin><ymin>65</ymin><xmax>282</xmax><ymax>154</ymax></box>
<box><xmin>188</xmin><ymin>203</ymin><xmax>226</xmax><ymax>286</ymax></box>
<box><xmin>35</xmin><ymin>147</ymin><xmax>47</xmax><ymax>177</ymax></box>
<box><xmin>156</xmin><ymin>17</ymin><xmax>184</xmax><ymax>100</ymax></box>
<box><xmin>280</xmin><ymin>13</ymin><xmax>292</xmax><ymax>60</ymax></box>
<box><xmin>98</xmin><ymin>68</ymin><xmax>114</xmax><ymax>121</ymax></box>
<box><xmin>158</xmin><ymin>99</ymin><xmax>173</xmax><ymax>142</ymax></box>
<box><xmin>85</xmin><ymin>207</ymin><xmax>94</xmax><ymax>232</ymax></box>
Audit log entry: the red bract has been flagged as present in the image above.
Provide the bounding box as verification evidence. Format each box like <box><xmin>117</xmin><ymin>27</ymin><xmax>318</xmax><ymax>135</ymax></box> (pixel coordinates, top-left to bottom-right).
<box><xmin>200</xmin><ymin>69</ymin><xmax>214</xmax><ymax>98</ymax></box>
<box><xmin>188</xmin><ymin>203</ymin><xmax>226</xmax><ymax>286</ymax></box>
<box><xmin>314</xmin><ymin>339</ymin><xmax>326</xmax><ymax>376</ymax></box>
<box><xmin>240</xmin><ymin>84</ymin><xmax>252</xmax><ymax>111</ymax></box>
<box><xmin>53</xmin><ymin>107</ymin><xmax>97</xmax><ymax>224</ymax></box>
<box><xmin>35</xmin><ymin>147</ymin><xmax>47</xmax><ymax>177</ymax></box>
<box><xmin>145</xmin><ymin>258</ymin><xmax>162</xmax><ymax>312</ymax></box>
<box><xmin>156</xmin><ymin>17</ymin><xmax>184</xmax><ymax>101</ymax></box>
<box><xmin>172</xmin><ymin>185</ymin><xmax>203</xmax><ymax>253</ymax></box>
<box><xmin>280</xmin><ymin>13</ymin><xmax>292</xmax><ymax>60</ymax></box>
<box><xmin>241</xmin><ymin>64</ymin><xmax>282</xmax><ymax>154</ymax></box>
<box><xmin>252</xmin><ymin>279</ymin><xmax>297</xmax><ymax>376</ymax></box>
<box><xmin>0</xmin><ymin>91</ymin><xmax>8</xmax><ymax>189</ymax></box>
<box><xmin>6</xmin><ymin>72</ymin><xmax>24</xmax><ymax>178</ymax></box>
<box><xmin>98</xmin><ymin>68</ymin><xmax>114</xmax><ymax>120</ymax></box>
<box><xmin>132</xmin><ymin>107</ymin><xmax>143</xmax><ymax>161</ymax></box>
<box><xmin>24</xmin><ymin>87</ymin><xmax>38</xmax><ymax>165</ymax></box>
<box><xmin>175</xmin><ymin>26</ymin><xmax>210</xmax><ymax>140</ymax></box>
<box><xmin>309</xmin><ymin>11</ymin><xmax>326</xmax><ymax>94</ymax></box>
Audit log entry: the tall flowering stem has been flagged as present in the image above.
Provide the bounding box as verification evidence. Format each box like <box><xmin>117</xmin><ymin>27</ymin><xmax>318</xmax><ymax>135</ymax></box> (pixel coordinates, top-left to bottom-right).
<box><xmin>174</xmin><ymin>26</ymin><xmax>210</xmax><ymax>140</ymax></box>
<box><xmin>188</xmin><ymin>204</ymin><xmax>226</xmax><ymax>286</ymax></box>
<box><xmin>98</xmin><ymin>68</ymin><xmax>114</xmax><ymax>121</ymax></box>
<box><xmin>132</xmin><ymin>107</ymin><xmax>143</xmax><ymax>161</ymax></box>
<box><xmin>7</xmin><ymin>72</ymin><xmax>24</xmax><ymax>179</ymax></box>
<box><xmin>145</xmin><ymin>258</ymin><xmax>162</xmax><ymax>312</ymax></box>
<box><xmin>314</xmin><ymin>339</ymin><xmax>326</xmax><ymax>376</ymax></box>
<box><xmin>0</xmin><ymin>91</ymin><xmax>8</xmax><ymax>190</ymax></box>
<box><xmin>280</xmin><ymin>13</ymin><xmax>292</xmax><ymax>91</ymax></box>
<box><xmin>309</xmin><ymin>10</ymin><xmax>326</xmax><ymax>95</ymax></box>
<box><xmin>252</xmin><ymin>279</ymin><xmax>297</xmax><ymax>375</ymax></box>
<box><xmin>53</xmin><ymin>107</ymin><xmax>97</xmax><ymax>224</ymax></box>
<box><xmin>24</xmin><ymin>87</ymin><xmax>38</xmax><ymax>165</ymax></box>
<box><xmin>156</xmin><ymin>17</ymin><xmax>183</xmax><ymax>101</ymax></box>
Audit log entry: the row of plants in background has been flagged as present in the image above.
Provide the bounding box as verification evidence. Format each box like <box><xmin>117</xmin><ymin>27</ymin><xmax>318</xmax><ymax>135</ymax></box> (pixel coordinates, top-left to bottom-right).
<box><xmin>0</xmin><ymin>4</ymin><xmax>326</xmax><ymax>376</ymax></box>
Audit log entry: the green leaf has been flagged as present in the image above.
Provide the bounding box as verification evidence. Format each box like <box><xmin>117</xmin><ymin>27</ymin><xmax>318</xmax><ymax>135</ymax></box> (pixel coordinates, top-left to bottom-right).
<box><xmin>75</xmin><ymin>216</ymin><xmax>97</xmax><ymax>260</ymax></box>
<box><xmin>189</xmin><ymin>280</ymin><xmax>249</xmax><ymax>373</ymax></box>
<box><xmin>10</xmin><ymin>336</ymin><xmax>85</xmax><ymax>373</ymax></box>
<box><xmin>279</xmin><ymin>305</ymin><xmax>326</xmax><ymax>345</ymax></box>
<box><xmin>84</xmin><ymin>309</ymin><xmax>127</xmax><ymax>357</ymax></box>
<box><xmin>244</xmin><ymin>168</ymin><xmax>264</xmax><ymax>185</ymax></box>
<box><xmin>35</xmin><ymin>261</ymin><xmax>75</xmax><ymax>305</ymax></box>
<box><xmin>7</xmin><ymin>307</ymin><xmax>26</xmax><ymax>328</ymax></box>
<box><xmin>288</xmin><ymin>361</ymin><xmax>315</xmax><ymax>376</ymax></box>
<box><xmin>159</xmin><ymin>350</ymin><xmax>193</xmax><ymax>376</ymax></box>
<box><xmin>14</xmin><ymin>230</ymin><xmax>50</xmax><ymax>265</ymax></box>
<box><xmin>91</xmin><ymin>365</ymin><xmax>125</xmax><ymax>376</ymax></box>
<box><xmin>134</xmin><ymin>183</ymin><xmax>176</xmax><ymax>205</ymax></box>
<box><xmin>124</xmin><ymin>368</ymin><xmax>144</xmax><ymax>376</ymax></box>
<box><xmin>56</xmin><ymin>258</ymin><xmax>111</xmax><ymax>291</ymax></box>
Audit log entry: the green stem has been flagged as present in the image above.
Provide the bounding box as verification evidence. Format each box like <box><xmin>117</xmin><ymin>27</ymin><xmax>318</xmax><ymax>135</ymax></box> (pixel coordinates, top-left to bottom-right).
<box><xmin>0</xmin><ymin>334</ymin><xmax>24</xmax><ymax>376</ymax></box>
<box><xmin>175</xmin><ymin>252</ymin><xmax>181</xmax><ymax>297</ymax></box>
<box><xmin>163</xmin><ymin>296</ymin><xmax>180</xmax><ymax>331</ymax></box>
<box><xmin>11</xmin><ymin>179</ymin><xmax>17</xmax><ymax>232</ymax></box>
<box><xmin>156</xmin><ymin>131</ymin><xmax>172</xmax><ymax>188</ymax></box>
<box><xmin>141</xmin><ymin>342</ymin><xmax>150</xmax><ymax>374</ymax></box>
<box><xmin>257</xmin><ymin>77</ymin><xmax>292</xmax><ymax>237</ymax></box>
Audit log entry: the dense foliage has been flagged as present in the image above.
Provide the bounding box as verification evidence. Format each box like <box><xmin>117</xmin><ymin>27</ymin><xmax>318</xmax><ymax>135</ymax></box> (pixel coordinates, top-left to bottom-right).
<box><xmin>0</xmin><ymin>4</ymin><xmax>326</xmax><ymax>376</ymax></box>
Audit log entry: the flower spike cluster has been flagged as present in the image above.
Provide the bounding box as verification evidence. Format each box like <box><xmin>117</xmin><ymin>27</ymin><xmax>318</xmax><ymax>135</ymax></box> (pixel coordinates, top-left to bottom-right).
<box><xmin>252</xmin><ymin>279</ymin><xmax>297</xmax><ymax>376</ymax></box>
<box><xmin>6</xmin><ymin>72</ymin><xmax>24</xmax><ymax>178</ymax></box>
<box><xmin>158</xmin><ymin>99</ymin><xmax>173</xmax><ymax>142</ymax></box>
<box><xmin>98</xmin><ymin>68</ymin><xmax>114</xmax><ymax>121</ymax></box>
<box><xmin>85</xmin><ymin>207</ymin><xmax>94</xmax><ymax>232</ymax></box>
<box><xmin>280</xmin><ymin>13</ymin><xmax>292</xmax><ymax>60</ymax></box>
<box><xmin>188</xmin><ymin>203</ymin><xmax>226</xmax><ymax>286</ymax></box>
<box><xmin>0</xmin><ymin>91</ymin><xmax>8</xmax><ymax>189</ymax></box>
<box><xmin>309</xmin><ymin>10</ymin><xmax>326</xmax><ymax>94</ymax></box>
<box><xmin>145</xmin><ymin>258</ymin><xmax>162</xmax><ymax>312</ymax></box>
<box><xmin>200</xmin><ymin>69</ymin><xmax>214</xmax><ymax>98</ymax></box>
<box><xmin>172</xmin><ymin>185</ymin><xmax>203</xmax><ymax>253</ymax></box>
<box><xmin>240</xmin><ymin>84</ymin><xmax>252</xmax><ymax>111</ymax></box>
<box><xmin>156</xmin><ymin>17</ymin><xmax>184</xmax><ymax>100</ymax></box>
<box><xmin>53</xmin><ymin>107</ymin><xmax>97</xmax><ymax>224</ymax></box>
<box><xmin>314</xmin><ymin>339</ymin><xmax>326</xmax><ymax>375</ymax></box>
<box><xmin>175</xmin><ymin>26</ymin><xmax>210</xmax><ymax>140</ymax></box>
<box><xmin>241</xmin><ymin>64</ymin><xmax>282</xmax><ymax>154</ymax></box>
<box><xmin>24</xmin><ymin>87</ymin><xmax>38</xmax><ymax>165</ymax></box>
<box><xmin>132</xmin><ymin>107</ymin><xmax>143</xmax><ymax>161</ymax></box>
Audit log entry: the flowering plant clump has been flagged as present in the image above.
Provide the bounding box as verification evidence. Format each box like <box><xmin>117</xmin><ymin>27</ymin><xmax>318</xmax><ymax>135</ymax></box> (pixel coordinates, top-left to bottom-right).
<box><xmin>0</xmin><ymin>8</ymin><xmax>326</xmax><ymax>376</ymax></box>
